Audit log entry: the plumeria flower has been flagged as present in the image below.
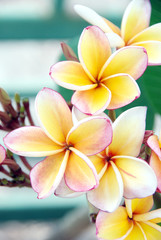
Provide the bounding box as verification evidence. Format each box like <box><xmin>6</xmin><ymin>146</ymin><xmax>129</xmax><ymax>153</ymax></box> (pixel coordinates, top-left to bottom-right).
<box><xmin>96</xmin><ymin>196</ymin><xmax>161</xmax><ymax>239</ymax></box>
<box><xmin>54</xmin><ymin>107</ymin><xmax>157</xmax><ymax>212</ymax></box>
<box><xmin>50</xmin><ymin>26</ymin><xmax>148</xmax><ymax>115</ymax></box>
<box><xmin>74</xmin><ymin>0</ymin><xmax>161</xmax><ymax>65</ymax></box>
<box><xmin>147</xmin><ymin>131</ymin><xmax>161</xmax><ymax>192</ymax></box>
<box><xmin>4</xmin><ymin>88</ymin><xmax>112</xmax><ymax>199</ymax></box>
<box><xmin>0</xmin><ymin>144</ymin><xmax>6</xmax><ymax>164</ymax></box>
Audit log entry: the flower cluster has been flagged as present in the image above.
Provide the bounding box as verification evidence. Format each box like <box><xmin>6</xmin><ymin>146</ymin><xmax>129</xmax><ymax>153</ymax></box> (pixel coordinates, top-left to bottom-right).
<box><xmin>1</xmin><ymin>0</ymin><xmax>161</xmax><ymax>239</ymax></box>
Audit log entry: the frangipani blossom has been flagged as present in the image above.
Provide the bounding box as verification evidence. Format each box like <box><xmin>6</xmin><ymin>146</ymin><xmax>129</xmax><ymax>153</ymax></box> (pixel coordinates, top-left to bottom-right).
<box><xmin>55</xmin><ymin>107</ymin><xmax>157</xmax><ymax>212</ymax></box>
<box><xmin>50</xmin><ymin>26</ymin><xmax>147</xmax><ymax>115</ymax></box>
<box><xmin>147</xmin><ymin>131</ymin><xmax>161</xmax><ymax>192</ymax></box>
<box><xmin>74</xmin><ymin>0</ymin><xmax>161</xmax><ymax>65</ymax></box>
<box><xmin>96</xmin><ymin>196</ymin><xmax>161</xmax><ymax>240</ymax></box>
<box><xmin>0</xmin><ymin>145</ymin><xmax>6</xmax><ymax>164</ymax></box>
<box><xmin>4</xmin><ymin>88</ymin><xmax>112</xmax><ymax>199</ymax></box>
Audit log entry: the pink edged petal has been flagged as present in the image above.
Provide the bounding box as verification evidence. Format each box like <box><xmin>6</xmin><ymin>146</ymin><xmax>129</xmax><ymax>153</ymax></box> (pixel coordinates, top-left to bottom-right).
<box><xmin>67</xmin><ymin>115</ymin><xmax>112</xmax><ymax>156</ymax></box>
<box><xmin>121</xmin><ymin>0</ymin><xmax>151</xmax><ymax>44</ymax></box>
<box><xmin>87</xmin><ymin>161</ymin><xmax>123</xmax><ymax>212</ymax></box>
<box><xmin>96</xmin><ymin>207</ymin><xmax>133</xmax><ymax>240</ymax></box>
<box><xmin>108</xmin><ymin>106</ymin><xmax>147</xmax><ymax>157</ymax></box>
<box><xmin>72</xmin><ymin>83</ymin><xmax>111</xmax><ymax>115</ymax></box>
<box><xmin>0</xmin><ymin>145</ymin><xmax>6</xmax><ymax>164</ymax></box>
<box><xmin>114</xmin><ymin>156</ymin><xmax>157</xmax><ymax>199</ymax></box>
<box><xmin>4</xmin><ymin>126</ymin><xmax>63</xmax><ymax>157</ymax></box>
<box><xmin>149</xmin><ymin>151</ymin><xmax>161</xmax><ymax>192</ymax></box>
<box><xmin>139</xmin><ymin>222</ymin><xmax>161</xmax><ymax>238</ymax></box>
<box><xmin>74</xmin><ymin>5</ymin><xmax>113</xmax><ymax>33</ymax></box>
<box><xmin>129</xmin><ymin>23</ymin><xmax>161</xmax><ymax>44</ymax></box>
<box><xmin>55</xmin><ymin>177</ymin><xmax>83</xmax><ymax>198</ymax></box>
<box><xmin>78</xmin><ymin>26</ymin><xmax>112</xmax><ymax>81</ymax></box>
<box><xmin>125</xmin><ymin>222</ymin><xmax>147</xmax><ymax>240</ymax></box>
<box><xmin>35</xmin><ymin>88</ymin><xmax>73</xmax><ymax>145</ymax></box>
<box><xmin>134</xmin><ymin>209</ymin><xmax>161</xmax><ymax>223</ymax></box>
<box><xmin>64</xmin><ymin>147</ymin><xmax>99</xmax><ymax>192</ymax></box>
<box><xmin>99</xmin><ymin>46</ymin><xmax>148</xmax><ymax>81</ymax></box>
<box><xmin>131</xmin><ymin>41</ymin><xmax>161</xmax><ymax>65</ymax></box>
<box><xmin>72</xmin><ymin>106</ymin><xmax>108</xmax><ymax>125</ymax></box>
<box><xmin>103</xmin><ymin>74</ymin><xmax>140</xmax><ymax>109</ymax></box>
<box><xmin>30</xmin><ymin>151</ymin><xmax>69</xmax><ymax>199</ymax></box>
<box><xmin>147</xmin><ymin>135</ymin><xmax>161</xmax><ymax>158</ymax></box>
<box><xmin>50</xmin><ymin>61</ymin><xmax>95</xmax><ymax>90</ymax></box>
<box><xmin>125</xmin><ymin>196</ymin><xmax>153</xmax><ymax>219</ymax></box>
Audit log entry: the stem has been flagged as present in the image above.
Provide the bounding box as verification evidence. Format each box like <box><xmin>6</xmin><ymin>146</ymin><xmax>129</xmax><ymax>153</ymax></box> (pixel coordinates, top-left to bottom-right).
<box><xmin>108</xmin><ymin>110</ymin><xmax>116</xmax><ymax>122</ymax></box>
<box><xmin>19</xmin><ymin>156</ymin><xmax>32</xmax><ymax>171</ymax></box>
<box><xmin>0</xmin><ymin>179</ymin><xmax>31</xmax><ymax>188</ymax></box>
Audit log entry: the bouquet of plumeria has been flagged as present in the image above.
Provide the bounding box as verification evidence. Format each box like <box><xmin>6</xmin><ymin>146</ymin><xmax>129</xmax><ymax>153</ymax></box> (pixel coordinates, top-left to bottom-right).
<box><xmin>1</xmin><ymin>0</ymin><xmax>161</xmax><ymax>239</ymax></box>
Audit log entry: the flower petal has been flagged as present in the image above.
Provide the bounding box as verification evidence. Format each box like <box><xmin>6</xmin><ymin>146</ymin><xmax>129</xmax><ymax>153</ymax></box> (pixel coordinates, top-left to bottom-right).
<box><xmin>103</xmin><ymin>74</ymin><xmax>140</xmax><ymax>109</ymax></box>
<box><xmin>105</xmin><ymin>32</ymin><xmax>125</xmax><ymax>48</ymax></box>
<box><xmin>50</xmin><ymin>61</ymin><xmax>95</xmax><ymax>90</ymax></box>
<box><xmin>89</xmin><ymin>154</ymin><xmax>107</xmax><ymax>178</ymax></box>
<box><xmin>114</xmin><ymin>156</ymin><xmax>157</xmax><ymax>198</ymax></box>
<box><xmin>131</xmin><ymin>41</ymin><xmax>161</xmax><ymax>65</ymax></box>
<box><xmin>55</xmin><ymin>177</ymin><xmax>83</xmax><ymax>198</ymax></box>
<box><xmin>107</xmin><ymin>106</ymin><xmax>146</xmax><ymax>157</ymax></box>
<box><xmin>96</xmin><ymin>207</ymin><xmax>133</xmax><ymax>240</ymax></box>
<box><xmin>36</xmin><ymin>88</ymin><xmax>73</xmax><ymax>145</ymax></box>
<box><xmin>67</xmin><ymin>116</ymin><xmax>112</xmax><ymax>156</ymax></box>
<box><xmin>0</xmin><ymin>145</ymin><xmax>6</xmax><ymax>164</ymax></box>
<box><xmin>139</xmin><ymin>222</ymin><xmax>161</xmax><ymax>238</ymax></box>
<box><xmin>4</xmin><ymin>126</ymin><xmax>63</xmax><ymax>157</ymax></box>
<box><xmin>134</xmin><ymin>209</ymin><xmax>161</xmax><ymax>223</ymax></box>
<box><xmin>64</xmin><ymin>147</ymin><xmax>99</xmax><ymax>192</ymax></box>
<box><xmin>125</xmin><ymin>222</ymin><xmax>146</xmax><ymax>240</ymax></box>
<box><xmin>74</xmin><ymin>5</ymin><xmax>113</xmax><ymax>33</ymax></box>
<box><xmin>72</xmin><ymin>83</ymin><xmax>111</xmax><ymax>115</ymax></box>
<box><xmin>99</xmin><ymin>46</ymin><xmax>148</xmax><ymax>81</ymax></box>
<box><xmin>121</xmin><ymin>0</ymin><xmax>151</xmax><ymax>44</ymax></box>
<box><xmin>30</xmin><ymin>151</ymin><xmax>69</xmax><ymax>199</ymax></box>
<box><xmin>149</xmin><ymin>151</ymin><xmax>161</xmax><ymax>192</ymax></box>
<box><xmin>78</xmin><ymin>26</ymin><xmax>111</xmax><ymax>81</ymax></box>
<box><xmin>129</xmin><ymin>23</ymin><xmax>161</xmax><ymax>44</ymax></box>
<box><xmin>87</xmin><ymin>161</ymin><xmax>123</xmax><ymax>212</ymax></box>
<box><xmin>125</xmin><ymin>196</ymin><xmax>153</xmax><ymax>218</ymax></box>
<box><xmin>147</xmin><ymin>135</ymin><xmax>161</xmax><ymax>159</ymax></box>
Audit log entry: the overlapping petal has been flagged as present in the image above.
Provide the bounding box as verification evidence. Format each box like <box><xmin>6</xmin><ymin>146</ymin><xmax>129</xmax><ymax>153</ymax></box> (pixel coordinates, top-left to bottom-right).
<box><xmin>148</xmin><ymin>135</ymin><xmax>161</xmax><ymax>159</ymax></box>
<box><xmin>114</xmin><ymin>156</ymin><xmax>157</xmax><ymax>198</ymax></box>
<box><xmin>99</xmin><ymin>46</ymin><xmax>148</xmax><ymax>81</ymax></box>
<box><xmin>50</xmin><ymin>61</ymin><xmax>95</xmax><ymax>90</ymax></box>
<box><xmin>96</xmin><ymin>207</ymin><xmax>133</xmax><ymax>240</ymax></box>
<box><xmin>89</xmin><ymin>154</ymin><xmax>107</xmax><ymax>178</ymax></box>
<box><xmin>125</xmin><ymin>222</ymin><xmax>146</xmax><ymax>240</ymax></box>
<box><xmin>30</xmin><ymin>151</ymin><xmax>69</xmax><ymax>199</ymax></box>
<box><xmin>139</xmin><ymin>222</ymin><xmax>161</xmax><ymax>238</ymax></box>
<box><xmin>131</xmin><ymin>41</ymin><xmax>161</xmax><ymax>65</ymax></box>
<box><xmin>149</xmin><ymin>151</ymin><xmax>161</xmax><ymax>192</ymax></box>
<box><xmin>107</xmin><ymin>107</ymin><xmax>146</xmax><ymax>157</ymax></box>
<box><xmin>67</xmin><ymin>116</ymin><xmax>112</xmax><ymax>156</ymax></box>
<box><xmin>87</xmin><ymin>161</ymin><xmax>123</xmax><ymax>212</ymax></box>
<box><xmin>121</xmin><ymin>0</ymin><xmax>151</xmax><ymax>44</ymax></box>
<box><xmin>72</xmin><ymin>84</ymin><xmax>111</xmax><ymax>115</ymax></box>
<box><xmin>64</xmin><ymin>148</ymin><xmax>98</xmax><ymax>192</ymax></box>
<box><xmin>103</xmin><ymin>74</ymin><xmax>140</xmax><ymax>109</ymax></box>
<box><xmin>0</xmin><ymin>145</ymin><xmax>6</xmax><ymax>164</ymax></box>
<box><xmin>134</xmin><ymin>209</ymin><xmax>161</xmax><ymax>223</ymax></box>
<box><xmin>4</xmin><ymin>126</ymin><xmax>63</xmax><ymax>157</ymax></box>
<box><xmin>36</xmin><ymin>88</ymin><xmax>73</xmax><ymax>145</ymax></box>
<box><xmin>78</xmin><ymin>26</ymin><xmax>111</xmax><ymax>81</ymax></box>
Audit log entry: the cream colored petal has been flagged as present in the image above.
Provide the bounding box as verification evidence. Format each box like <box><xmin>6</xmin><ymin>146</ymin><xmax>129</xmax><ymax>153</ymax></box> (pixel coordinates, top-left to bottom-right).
<box><xmin>87</xmin><ymin>161</ymin><xmax>123</xmax><ymax>212</ymax></box>
<box><xmin>67</xmin><ymin>116</ymin><xmax>112</xmax><ymax>156</ymax></box>
<box><xmin>78</xmin><ymin>26</ymin><xmax>111</xmax><ymax>81</ymax></box>
<box><xmin>105</xmin><ymin>33</ymin><xmax>125</xmax><ymax>48</ymax></box>
<box><xmin>103</xmin><ymin>74</ymin><xmax>140</xmax><ymax>109</ymax></box>
<box><xmin>30</xmin><ymin>151</ymin><xmax>69</xmax><ymax>199</ymax></box>
<box><xmin>108</xmin><ymin>107</ymin><xmax>146</xmax><ymax>157</ymax></box>
<box><xmin>134</xmin><ymin>209</ymin><xmax>161</xmax><ymax>223</ymax></box>
<box><xmin>114</xmin><ymin>156</ymin><xmax>157</xmax><ymax>199</ymax></box>
<box><xmin>35</xmin><ymin>88</ymin><xmax>73</xmax><ymax>145</ymax></box>
<box><xmin>96</xmin><ymin>207</ymin><xmax>133</xmax><ymax>240</ymax></box>
<box><xmin>71</xmin><ymin>84</ymin><xmax>111</xmax><ymax>115</ymax></box>
<box><xmin>131</xmin><ymin>41</ymin><xmax>161</xmax><ymax>65</ymax></box>
<box><xmin>4</xmin><ymin>126</ymin><xmax>63</xmax><ymax>157</ymax></box>
<box><xmin>121</xmin><ymin>0</ymin><xmax>151</xmax><ymax>44</ymax></box>
<box><xmin>99</xmin><ymin>46</ymin><xmax>148</xmax><ymax>81</ymax></box>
